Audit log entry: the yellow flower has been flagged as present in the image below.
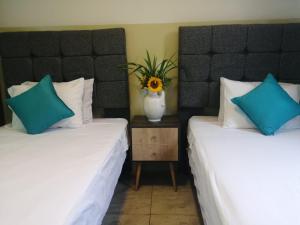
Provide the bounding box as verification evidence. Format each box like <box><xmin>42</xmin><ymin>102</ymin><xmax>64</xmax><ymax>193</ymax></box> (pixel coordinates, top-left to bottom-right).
<box><xmin>147</xmin><ymin>77</ymin><xmax>163</xmax><ymax>92</ymax></box>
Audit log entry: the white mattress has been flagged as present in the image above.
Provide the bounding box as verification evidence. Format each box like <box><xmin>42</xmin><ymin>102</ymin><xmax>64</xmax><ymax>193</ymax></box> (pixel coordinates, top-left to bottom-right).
<box><xmin>188</xmin><ymin>116</ymin><xmax>300</xmax><ymax>225</ymax></box>
<box><xmin>0</xmin><ymin>118</ymin><xmax>128</xmax><ymax>225</ymax></box>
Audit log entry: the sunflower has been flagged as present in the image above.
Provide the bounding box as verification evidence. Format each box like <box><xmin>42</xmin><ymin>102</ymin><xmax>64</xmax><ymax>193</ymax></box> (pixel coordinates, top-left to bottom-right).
<box><xmin>147</xmin><ymin>77</ymin><xmax>163</xmax><ymax>92</ymax></box>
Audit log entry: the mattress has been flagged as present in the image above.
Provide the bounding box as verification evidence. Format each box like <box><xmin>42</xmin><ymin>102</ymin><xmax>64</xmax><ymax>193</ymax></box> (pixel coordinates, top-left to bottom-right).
<box><xmin>0</xmin><ymin>118</ymin><xmax>128</xmax><ymax>225</ymax></box>
<box><xmin>188</xmin><ymin>116</ymin><xmax>300</xmax><ymax>225</ymax></box>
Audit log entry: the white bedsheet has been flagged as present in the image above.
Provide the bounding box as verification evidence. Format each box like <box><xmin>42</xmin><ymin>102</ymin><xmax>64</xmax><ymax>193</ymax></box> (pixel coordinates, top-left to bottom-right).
<box><xmin>0</xmin><ymin>118</ymin><xmax>128</xmax><ymax>225</ymax></box>
<box><xmin>188</xmin><ymin>116</ymin><xmax>300</xmax><ymax>225</ymax></box>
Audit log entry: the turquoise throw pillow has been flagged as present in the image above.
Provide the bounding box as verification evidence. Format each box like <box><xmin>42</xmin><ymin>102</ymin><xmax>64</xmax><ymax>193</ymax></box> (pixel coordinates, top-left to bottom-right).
<box><xmin>6</xmin><ymin>75</ymin><xmax>74</xmax><ymax>134</ymax></box>
<box><xmin>231</xmin><ymin>73</ymin><xmax>300</xmax><ymax>135</ymax></box>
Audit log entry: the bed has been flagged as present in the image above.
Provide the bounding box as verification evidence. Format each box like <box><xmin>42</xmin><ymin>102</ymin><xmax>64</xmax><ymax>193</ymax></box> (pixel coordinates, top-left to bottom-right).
<box><xmin>188</xmin><ymin>116</ymin><xmax>300</xmax><ymax>225</ymax></box>
<box><xmin>0</xmin><ymin>28</ymin><xmax>130</xmax><ymax>225</ymax></box>
<box><xmin>179</xmin><ymin>24</ymin><xmax>300</xmax><ymax>225</ymax></box>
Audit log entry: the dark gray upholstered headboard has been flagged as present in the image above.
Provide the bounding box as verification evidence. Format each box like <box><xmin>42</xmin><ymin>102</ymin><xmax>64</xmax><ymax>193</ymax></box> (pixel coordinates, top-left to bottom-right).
<box><xmin>0</xmin><ymin>28</ymin><xmax>129</xmax><ymax>120</ymax></box>
<box><xmin>179</xmin><ymin>23</ymin><xmax>300</xmax><ymax>169</ymax></box>
<box><xmin>0</xmin><ymin>95</ymin><xmax>4</xmax><ymax>126</ymax></box>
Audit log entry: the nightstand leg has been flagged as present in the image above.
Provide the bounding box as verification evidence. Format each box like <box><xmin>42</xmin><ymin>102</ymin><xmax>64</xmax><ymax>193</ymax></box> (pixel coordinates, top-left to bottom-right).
<box><xmin>135</xmin><ymin>162</ymin><xmax>142</xmax><ymax>191</ymax></box>
<box><xmin>169</xmin><ymin>162</ymin><xmax>177</xmax><ymax>192</ymax></box>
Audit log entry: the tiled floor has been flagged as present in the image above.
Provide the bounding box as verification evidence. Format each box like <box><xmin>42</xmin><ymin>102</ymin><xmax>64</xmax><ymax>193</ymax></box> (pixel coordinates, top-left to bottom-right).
<box><xmin>103</xmin><ymin>170</ymin><xmax>203</xmax><ymax>225</ymax></box>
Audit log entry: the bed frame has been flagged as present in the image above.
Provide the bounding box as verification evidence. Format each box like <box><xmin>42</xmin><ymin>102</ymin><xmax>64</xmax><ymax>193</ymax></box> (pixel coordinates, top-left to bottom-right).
<box><xmin>0</xmin><ymin>95</ymin><xmax>4</xmax><ymax>126</ymax></box>
<box><xmin>0</xmin><ymin>28</ymin><xmax>131</xmax><ymax>170</ymax></box>
<box><xmin>179</xmin><ymin>23</ymin><xmax>300</xmax><ymax>168</ymax></box>
<box><xmin>0</xmin><ymin>28</ymin><xmax>129</xmax><ymax>120</ymax></box>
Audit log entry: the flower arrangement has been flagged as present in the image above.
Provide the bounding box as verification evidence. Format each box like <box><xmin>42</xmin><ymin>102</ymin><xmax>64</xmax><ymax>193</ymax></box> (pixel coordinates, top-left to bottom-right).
<box><xmin>123</xmin><ymin>51</ymin><xmax>177</xmax><ymax>93</ymax></box>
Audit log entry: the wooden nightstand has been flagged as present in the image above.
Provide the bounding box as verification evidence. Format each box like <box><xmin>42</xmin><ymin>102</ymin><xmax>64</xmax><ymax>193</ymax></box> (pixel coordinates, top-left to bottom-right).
<box><xmin>131</xmin><ymin>115</ymin><xmax>179</xmax><ymax>191</ymax></box>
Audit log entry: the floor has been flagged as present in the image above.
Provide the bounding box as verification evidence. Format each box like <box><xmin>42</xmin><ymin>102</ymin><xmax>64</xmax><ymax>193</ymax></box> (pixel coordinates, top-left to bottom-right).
<box><xmin>103</xmin><ymin>168</ymin><xmax>204</xmax><ymax>225</ymax></box>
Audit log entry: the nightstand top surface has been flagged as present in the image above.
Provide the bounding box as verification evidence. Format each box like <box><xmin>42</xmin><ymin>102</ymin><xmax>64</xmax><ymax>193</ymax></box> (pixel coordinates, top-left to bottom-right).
<box><xmin>131</xmin><ymin>115</ymin><xmax>179</xmax><ymax>128</ymax></box>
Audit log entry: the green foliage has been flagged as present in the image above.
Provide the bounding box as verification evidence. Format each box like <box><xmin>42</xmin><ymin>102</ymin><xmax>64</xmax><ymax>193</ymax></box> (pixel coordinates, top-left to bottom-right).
<box><xmin>120</xmin><ymin>50</ymin><xmax>177</xmax><ymax>89</ymax></box>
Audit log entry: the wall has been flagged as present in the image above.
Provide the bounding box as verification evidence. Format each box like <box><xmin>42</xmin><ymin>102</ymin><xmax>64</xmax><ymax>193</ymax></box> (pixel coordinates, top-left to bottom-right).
<box><xmin>0</xmin><ymin>0</ymin><xmax>299</xmax><ymax>117</ymax></box>
<box><xmin>1</xmin><ymin>0</ymin><xmax>299</xmax><ymax>26</ymax></box>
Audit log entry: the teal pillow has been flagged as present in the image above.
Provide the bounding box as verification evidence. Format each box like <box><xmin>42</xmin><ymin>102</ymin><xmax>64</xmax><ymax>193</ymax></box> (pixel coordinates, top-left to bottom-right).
<box><xmin>6</xmin><ymin>75</ymin><xmax>74</xmax><ymax>134</ymax></box>
<box><xmin>231</xmin><ymin>73</ymin><xmax>300</xmax><ymax>135</ymax></box>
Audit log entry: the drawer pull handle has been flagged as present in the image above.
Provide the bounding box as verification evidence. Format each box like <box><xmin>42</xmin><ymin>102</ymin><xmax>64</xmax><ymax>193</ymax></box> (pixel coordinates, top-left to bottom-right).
<box><xmin>151</xmin><ymin>136</ymin><xmax>157</xmax><ymax>141</ymax></box>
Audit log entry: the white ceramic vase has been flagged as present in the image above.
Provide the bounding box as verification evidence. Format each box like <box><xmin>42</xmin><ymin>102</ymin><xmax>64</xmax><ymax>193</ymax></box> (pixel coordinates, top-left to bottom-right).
<box><xmin>144</xmin><ymin>91</ymin><xmax>166</xmax><ymax>122</ymax></box>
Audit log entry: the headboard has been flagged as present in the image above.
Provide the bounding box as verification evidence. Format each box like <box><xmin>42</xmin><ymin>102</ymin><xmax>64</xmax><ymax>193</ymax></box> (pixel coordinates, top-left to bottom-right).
<box><xmin>0</xmin><ymin>94</ymin><xmax>4</xmax><ymax>126</ymax></box>
<box><xmin>178</xmin><ymin>23</ymin><xmax>300</xmax><ymax>168</ymax></box>
<box><xmin>0</xmin><ymin>28</ymin><xmax>129</xmax><ymax>120</ymax></box>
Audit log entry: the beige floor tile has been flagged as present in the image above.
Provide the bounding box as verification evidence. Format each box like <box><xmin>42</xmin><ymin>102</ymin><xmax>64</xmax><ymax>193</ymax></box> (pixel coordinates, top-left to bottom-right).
<box><xmin>107</xmin><ymin>184</ymin><xmax>152</xmax><ymax>215</ymax></box>
<box><xmin>102</xmin><ymin>214</ymin><xmax>150</xmax><ymax>225</ymax></box>
<box><xmin>150</xmin><ymin>215</ymin><xmax>202</xmax><ymax>225</ymax></box>
<box><xmin>151</xmin><ymin>185</ymin><xmax>199</xmax><ymax>216</ymax></box>
<box><xmin>152</xmin><ymin>182</ymin><xmax>192</xmax><ymax>194</ymax></box>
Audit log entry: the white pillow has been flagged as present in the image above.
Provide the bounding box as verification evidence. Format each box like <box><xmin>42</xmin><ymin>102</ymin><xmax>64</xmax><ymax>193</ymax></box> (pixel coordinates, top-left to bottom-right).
<box><xmin>8</xmin><ymin>78</ymin><xmax>85</xmax><ymax>130</ymax></box>
<box><xmin>218</xmin><ymin>81</ymin><xmax>225</xmax><ymax>122</ymax></box>
<box><xmin>33</xmin><ymin>78</ymin><xmax>94</xmax><ymax>123</ymax></box>
<box><xmin>83</xmin><ymin>79</ymin><xmax>94</xmax><ymax>123</ymax></box>
<box><xmin>17</xmin><ymin>78</ymin><xmax>94</xmax><ymax>125</ymax></box>
<box><xmin>219</xmin><ymin>77</ymin><xmax>300</xmax><ymax>129</ymax></box>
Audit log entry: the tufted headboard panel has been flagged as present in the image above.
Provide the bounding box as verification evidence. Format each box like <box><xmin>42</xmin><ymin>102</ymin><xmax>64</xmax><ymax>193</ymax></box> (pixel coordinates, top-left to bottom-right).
<box><xmin>178</xmin><ymin>23</ymin><xmax>300</xmax><ymax>168</ymax></box>
<box><xmin>0</xmin><ymin>28</ymin><xmax>129</xmax><ymax>120</ymax></box>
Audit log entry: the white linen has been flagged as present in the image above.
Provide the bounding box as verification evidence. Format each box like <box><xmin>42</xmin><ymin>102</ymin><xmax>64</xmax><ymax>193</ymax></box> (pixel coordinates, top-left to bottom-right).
<box><xmin>188</xmin><ymin>116</ymin><xmax>300</xmax><ymax>225</ymax></box>
<box><xmin>219</xmin><ymin>77</ymin><xmax>300</xmax><ymax>129</ymax></box>
<box><xmin>0</xmin><ymin>118</ymin><xmax>128</xmax><ymax>225</ymax></box>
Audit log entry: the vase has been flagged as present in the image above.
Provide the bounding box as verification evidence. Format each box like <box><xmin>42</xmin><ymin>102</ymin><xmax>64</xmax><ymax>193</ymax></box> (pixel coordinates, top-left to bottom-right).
<box><xmin>144</xmin><ymin>91</ymin><xmax>166</xmax><ymax>122</ymax></box>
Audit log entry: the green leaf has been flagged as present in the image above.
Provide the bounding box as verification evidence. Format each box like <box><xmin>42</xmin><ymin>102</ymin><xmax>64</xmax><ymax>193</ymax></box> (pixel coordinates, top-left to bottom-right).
<box><xmin>118</xmin><ymin>50</ymin><xmax>177</xmax><ymax>89</ymax></box>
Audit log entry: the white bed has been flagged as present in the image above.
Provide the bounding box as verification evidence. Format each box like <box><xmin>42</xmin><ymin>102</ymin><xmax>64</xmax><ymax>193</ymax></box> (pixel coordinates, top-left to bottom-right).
<box><xmin>0</xmin><ymin>118</ymin><xmax>128</xmax><ymax>225</ymax></box>
<box><xmin>188</xmin><ymin>116</ymin><xmax>300</xmax><ymax>225</ymax></box>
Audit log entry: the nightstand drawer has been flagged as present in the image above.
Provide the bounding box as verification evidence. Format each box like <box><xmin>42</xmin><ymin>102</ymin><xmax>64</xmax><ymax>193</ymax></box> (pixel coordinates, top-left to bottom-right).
<box><xmin>132</xmin><ymin>128</ymin><xmax>178</xmax><ymax>161</ymax></box>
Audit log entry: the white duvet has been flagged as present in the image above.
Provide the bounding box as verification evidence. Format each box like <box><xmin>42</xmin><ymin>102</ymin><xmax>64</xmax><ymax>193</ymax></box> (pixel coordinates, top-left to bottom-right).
<box><xmin>188</xmin><ymin>116</ymin><xmax>300</xmax><ymax>225</ymax></box>
<box><xmin>0</xmin><ymin>118</ymin><xmax>128</xmax><ymax>225</ymax></box>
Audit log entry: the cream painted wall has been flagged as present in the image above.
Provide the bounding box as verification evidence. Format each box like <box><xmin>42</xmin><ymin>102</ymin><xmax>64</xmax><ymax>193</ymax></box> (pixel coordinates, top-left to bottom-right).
<box><xmin>0</xmin><ymin>0</ymin><xmax>300</xmax><ymax>26</ymax></box>
<box><xmin>0</xmin><ymin>0</ymin><xmax>300</xmax><ymax>117</ymax></box>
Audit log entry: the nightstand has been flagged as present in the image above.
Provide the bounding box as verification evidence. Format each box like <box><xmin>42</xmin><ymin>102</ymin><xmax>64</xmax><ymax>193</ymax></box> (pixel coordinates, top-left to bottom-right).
<box><xmin>131</xmin><ymin>115</ymin><xmax>179</xmax><ymax>191</ymax></box>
